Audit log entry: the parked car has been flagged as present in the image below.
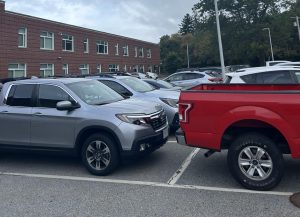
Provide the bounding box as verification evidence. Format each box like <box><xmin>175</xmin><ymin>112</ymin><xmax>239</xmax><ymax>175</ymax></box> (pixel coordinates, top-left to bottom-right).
<box><xmin>276</xmin><ymin>61</ymin><xmax>300</xmax><ymax>67</ymax></box>
<box><xmin>225</xmin><ymin>65</ymin><xmax>250</xmax><ymax>73</ymax></box>
<box><xmin>163</xmin><ymin>70</ymin><xmax>222</xmax><ymax>88</ymax></box>
<box><xmin>176</xmin><ymin>83</ymin><xmax>300</xmax><ymax>190</ymax></box>
<box><xmin>225</xmin><ymin>66</ymin><xmax>300</xmax><ymax>84</ymax></box>
<box><xmin>266</xmin><ymin>60</ymin><xmax>290</xmax><ymax>66</ymax></box>
<box><xmin>92</xmin><ymin>76</ymin><xmax>180</xmax><ymax>130</ymax></box>
<box><xmin>143</xmin><ymin>79</ymin><xmax>182</xmax><ymax>91</ymax></box>
<box><xmin>0</xmin><ymin>78</ymin><xmax>169</xmax><ymax>175</ymax></box>
<box><xmin>146</xmin><ymin>71</ymin><xmax>158</xmax><ymax>79</ymax></box>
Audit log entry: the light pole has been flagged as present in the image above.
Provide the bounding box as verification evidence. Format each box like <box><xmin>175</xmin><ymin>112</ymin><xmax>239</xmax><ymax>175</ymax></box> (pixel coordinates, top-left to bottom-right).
<box><xmin>186</xmin><ymin>43</ymin><xmax>190</xmax><ymax>68</ymax></box>
<box><xmin>291</xmin><ymin>16</ymin><xmax>300</xmax><ymax>42</ymax></box>
<box><xmin>262</xmin><ymin>28</ymin><xmax>274</xmax><ymax>61</ymax></box>
<box><xmin>214</xmin><ymin>0</ymin><xmax>226</xmax><ymax>81</ymax></box>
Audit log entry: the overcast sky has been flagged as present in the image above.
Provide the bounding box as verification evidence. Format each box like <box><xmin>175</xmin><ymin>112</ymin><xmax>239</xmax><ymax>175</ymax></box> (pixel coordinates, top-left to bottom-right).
<box><xmin>4</xmin><ymin>0</ymin><xmax>198</xmax><ymax>43</ymax></box>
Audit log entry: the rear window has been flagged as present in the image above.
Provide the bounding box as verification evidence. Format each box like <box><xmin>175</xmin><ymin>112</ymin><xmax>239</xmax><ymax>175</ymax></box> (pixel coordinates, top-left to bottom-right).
<box><xmin>241</xmin><ymin>70</ymin><xmax>295</xmax><ymax>84</ymax></box>
<box><xmin>6</xmin><ymin>84</ymin><xmax>35</xmax><ymax>107</ymax></box>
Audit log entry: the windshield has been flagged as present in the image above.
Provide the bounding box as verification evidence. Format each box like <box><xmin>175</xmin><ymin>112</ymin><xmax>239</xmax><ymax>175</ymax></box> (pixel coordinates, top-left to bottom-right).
<box><xmin>67</xmin><ymin>80</ymin><xmax>124</xmax><ymax>105</ymax></box>
<box><xmin>156</xmin><ymin>80</ymin><xmax>175</xmax><ymax>88</ymax></box>
<box><xmin>119</xmin><ymin>77</ymin><xmax>155</xmax><ymax>92</ymax></box>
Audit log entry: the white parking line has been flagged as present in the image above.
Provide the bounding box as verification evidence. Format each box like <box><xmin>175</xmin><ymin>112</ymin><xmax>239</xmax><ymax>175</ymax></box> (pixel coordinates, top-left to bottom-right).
<box><xmin>168</xmin><ymin>140</ymin><xmax>177</xmax><ymax>143</ymax></box>
<box><xmin>0</xmin><ymin>171</ymin><xmax>292</xmax><ymax>196</ymax></box>
<box><xmin>167</xmin><ymin>148</ymin><xmax>200</xmax><ymax>185</ymax></box>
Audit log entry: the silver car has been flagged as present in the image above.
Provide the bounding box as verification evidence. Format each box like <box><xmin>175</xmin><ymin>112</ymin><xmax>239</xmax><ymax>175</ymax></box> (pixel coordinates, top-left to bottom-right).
<box><xmin>0</xmin><ymin>78</ymin><xmax>169</xmax><ymax>175</ymax></box>
<box><xmin>91</xmin><ymin>76</ymin><xmax>180</xmax><ymax>130</ymax></box>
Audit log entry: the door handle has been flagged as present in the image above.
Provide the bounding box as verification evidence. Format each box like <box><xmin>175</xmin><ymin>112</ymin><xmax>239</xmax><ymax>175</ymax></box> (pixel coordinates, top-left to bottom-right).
<box><xmin>33</xmin><ymin>112</ymin><xmax>42</xmax><ymax>116</ymax></box>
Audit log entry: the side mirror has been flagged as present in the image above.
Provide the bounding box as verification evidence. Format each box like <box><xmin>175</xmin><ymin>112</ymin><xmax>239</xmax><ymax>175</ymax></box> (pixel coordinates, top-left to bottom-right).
<box><xmin>56</xmin><ymin>101</ymin><xmax>80</xmax><ymax>111</ymax></box>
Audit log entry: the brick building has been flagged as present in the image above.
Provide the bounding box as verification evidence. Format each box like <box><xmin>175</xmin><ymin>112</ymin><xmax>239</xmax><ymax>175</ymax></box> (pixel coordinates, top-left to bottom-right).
<box><xmin>0</xmin><ymin>0</ymin><xmax>160</xmax><ymax>78</ymax></box>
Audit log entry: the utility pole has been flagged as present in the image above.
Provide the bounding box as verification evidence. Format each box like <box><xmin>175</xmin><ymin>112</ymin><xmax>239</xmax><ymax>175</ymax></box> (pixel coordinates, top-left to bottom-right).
<box><xmin>187</xmin><ymin>43</ymin><xmax>190</xmax><ymax>68</ymax></box>
<box><xmin>214</xmin><ymin>0</ymin><xmax>226</xmax><ymax>81</ymax></box>
<box><xmin>291</xmin><ymin>16</ymin><xmax>300</xmax><ymax>42</ymax></box>
<box><xmin>262</xmin><ymin>28</ymin><xmax>274</xmax><ymax>61</ymax></box>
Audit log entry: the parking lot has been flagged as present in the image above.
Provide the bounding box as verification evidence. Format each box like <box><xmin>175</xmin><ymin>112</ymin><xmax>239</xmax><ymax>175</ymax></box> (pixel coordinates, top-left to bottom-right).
<box><xmin>0</xmin><ymin>134</ymin><xmax>299</xmax><ymax>217</ymax></box>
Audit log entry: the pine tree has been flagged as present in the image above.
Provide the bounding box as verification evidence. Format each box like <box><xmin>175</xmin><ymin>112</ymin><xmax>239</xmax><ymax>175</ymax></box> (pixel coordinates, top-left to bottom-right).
<box><xmin>179</xmin><ymin>13</ymin><xmax>194</xmax><ymax>35</ymax></box>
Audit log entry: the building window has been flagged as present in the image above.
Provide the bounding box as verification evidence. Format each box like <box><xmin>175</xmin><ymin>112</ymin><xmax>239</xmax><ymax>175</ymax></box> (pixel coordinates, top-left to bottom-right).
<box><xmin>123</xmin><ymin>45</ymin><xmax>129</xmax><ymax>56</ymax></box>
<box><xmin>40</xmin><ymin>64</ymin><xmax>54</xmax><ymax>77</ymax></box>
<box><xmin>84</xmin><ymin>38</ymin><xmax>89</xmax><ymax>53</ymax></box>
<box><xmin>18</xmin><ymin>27</ymin><xmax>27</xmax><ymax>48</ymax></box>
<box><xmin>115</xmin><ymin>44</ymin><xmax>119</xmax><ymax>55</ymax></box>
<box><xmin>40</xmin><ymin>31</ymin><xmax>54</xmax><ymax>50</ymax></box>
<box><xmin>97</xmin><ymin>64</ymin><xmax>102</xmax><ymax>73</ymax></box>
<box><xmin>147</xmin><ymin>65</ymin><xmax>152</xmax><ymax>72</ymax></box>
<box><xmin>133</xmin><ymin>65</ymin><xmax>138</xmax><ymax>72</ymax></box>
<box><xmin>147</xmin><ymin>49</ymin><xmax>152</xmax><ymax>58</ymax></box>
<box><xmin>62</xmin><ymin>34</ymin><xmax>74</xmax><ymax>51</ymax></box>
<box><xmin>134</xmin><ymin>47</ymin><xmax>138</xmax><ymax>57</ymax></box>
<box><xmin>139</xmin><ymin>65</ymin><xmax>144</xmax><ymax>73</ymax></box>
<box><xmin>123</xmin><ymin>65</ymin><xmax>127</xmax><ymax>72</ymax></box>
<box><xmin>138</xmin><ymin>47</ymin><xmax>144</xmax><ymax>58</ymax></box>
<box><xmin>108</xmin><ymin>64</ymin><xmax>119</xmax><ymax>72</ymax></box>
<box><xmin>8</xmin><ymin>63</ymin><xmax>26</xmax><ymax>78</ymax></box>
<box><xmin>79</xmin><ymin>64</ymin><xmax>89</xmax><ymax>75</ymax></box>
<box><xmin>62</xmin><ymin>64</ymin><xmax>68</xmax><ymax>75</ymax></box>
<box><xmin>97</xmin><ymin>40</ymin><xmax>108</xmax><ymax>54</ymax></box>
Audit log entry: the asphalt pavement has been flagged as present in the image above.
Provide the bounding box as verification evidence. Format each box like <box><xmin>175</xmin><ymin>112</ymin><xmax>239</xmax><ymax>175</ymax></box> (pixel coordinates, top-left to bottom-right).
<box><xmin>0</xmin><ymin>135</ymin><xmax>299</xmax><ymax>217</ymax></box>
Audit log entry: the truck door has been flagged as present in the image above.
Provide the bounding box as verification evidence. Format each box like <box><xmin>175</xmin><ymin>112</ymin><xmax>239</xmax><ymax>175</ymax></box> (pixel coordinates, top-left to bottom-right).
<box><xmin>30</xmin><ymin>84</ymin><xmax>77</xmax><ymax>148</ymax></box>
<box><xmin>0</xmin><ymin>84</ymin><xmax>34</xmax><ymax>146</ymax></box>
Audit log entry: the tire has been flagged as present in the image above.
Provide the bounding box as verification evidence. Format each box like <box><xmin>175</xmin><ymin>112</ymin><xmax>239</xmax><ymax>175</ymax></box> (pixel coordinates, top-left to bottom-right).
<box><xmin>227</xmin><ymin>132</ymin><xmax>284</xmax><ymax>191</ymax></box>
<box><xmin>81</xmin><ymin>133</ymin><xmax>119</xmax><ymax>176</ymax></box>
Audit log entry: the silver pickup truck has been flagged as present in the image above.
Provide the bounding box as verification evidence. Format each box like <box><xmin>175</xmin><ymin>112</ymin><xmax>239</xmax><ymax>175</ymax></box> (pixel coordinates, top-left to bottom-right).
<box><xmin>0</xmin><ymin>78</ymin><xmax>169</xmax><ymax>175</ymax></box>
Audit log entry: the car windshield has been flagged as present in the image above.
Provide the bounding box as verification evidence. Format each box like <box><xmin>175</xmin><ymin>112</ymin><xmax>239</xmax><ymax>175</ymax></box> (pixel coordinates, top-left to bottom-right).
<box><xmin>67</xmin><ymin>80</ymin><xmax>124</xmax><ymax>105</ymax></box>
<box><xmin>155</xmin><ymin>80</ymin><xmax>175</xmax><ymax>88</ymax></box>
<box><xmin>119</xmin><ymin>77</ymin><xmax>155</xmax><ymax>92</ymax></box>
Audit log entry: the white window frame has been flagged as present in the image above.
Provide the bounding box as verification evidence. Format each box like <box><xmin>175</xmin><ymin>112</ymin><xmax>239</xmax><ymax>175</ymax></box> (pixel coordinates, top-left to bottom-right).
<box><xmin>40</xmin><ymin>31</ymin><xmax>54</xmax><ymax>50</ymax></box>
<box><xmin>40</xmin><ymin>64</ymin><xmax>54</xmax><ymax>77</ymax></box>
<box><xmin>84</xmin><ymin>38</ymin><xmax>89</xmax><ymax>53</ymax></box>
<box><xmin>123</xmin><ymin>64</ymin><xmax>127</xmax><ymax>72</ymax></box>
<box><xmin>62</xmin><ymin>34</ymin><xmax>74</xmax><ymax>52</ymax></box>
<box><xmin>139</xmin><ymin>47</ymin><xmax>144</xmax><ymax>58</ymax></box>
<box><xmin>148</xmin><ymin>65</ymin><xmax>152</xmax><ymax>72</ymax></box>
<box><xmin>97</xmin><ymin>40</ymin><xmax>108</xmax><ymax>54</ymax></box>
<box><xmin>123</xmin><ymin>45</ymin><xmax>129</xmax><ymax>56</ymax></box>
<box><xmin>139</xmin><ymin>65</ymin><xmax>145</xmax><ymax>73</ymax></box>
<box><xmin>79</xmin><ymin>64</ymin><xmax>89</xmax><ymax>75</ymax></box>
<box><xmin>62</xmin><ymin>64</ymin><xmax>69</xmax><ymax>75</ymax></box>
<box><xmin>134</xmin><ymin>47</ymin><xmax>138</xmax><ymax>57</ymax></box>
<box><xmin>115</xmin><ymin>43</ymin><xmax>119</xmax><ymax>55</ymax></box>
<box><xmin>8</xmin><ymin>63</ymin><xmax>27</xmax><ymax>78</ymax></box>
<box><xmin>97</xmin><ymin>64</ymin><xmax>102</xmax><ymax>73</ymax></box>
<box><xmin>108</xmin><ymin>64</ymin><xmax>119</xmax><ymax>72</ymax></box>
<box><xmin>147</xmin><ymin>49</ymin><xmax>152</xmax><ymax>58</ymax></box>
<box><xmin>18</xmin><ymin>27</ymin><xmax>27</xmax><ymax>48</ymax></box>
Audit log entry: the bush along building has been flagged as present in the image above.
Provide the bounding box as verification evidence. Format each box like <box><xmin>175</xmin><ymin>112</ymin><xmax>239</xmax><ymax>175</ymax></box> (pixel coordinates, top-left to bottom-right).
<box><xmin>0</xmin><ymin>1</ymin><xmax>160</xmax><ymax>78</ymax></box>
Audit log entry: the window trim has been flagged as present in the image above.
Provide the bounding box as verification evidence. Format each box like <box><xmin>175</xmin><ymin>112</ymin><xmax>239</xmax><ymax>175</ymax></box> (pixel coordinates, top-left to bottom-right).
<box><xmin>40</xmin><ymin>31</ymin><xmax>54</xmax><ymax>50</ymax></box>
<box><xmin>8</xmin><ymin>63</ymin><xmax>27</xmax><ymax>78</ymax></box>
<box><xmin>97</xmin><ymin>40</ymin><xmax>109</xmax><ymax>55</ymax></box>
<box><xmin>40</xmin><ymin>63</ymin><xmax>54</xmax><ymax>77</ymax></box>
<box><xmin>146</xmin><ymin>49</ymin><xmax>152</xmax><ymax>58</ymax></box>
<box><xmin>123</xmin><ymin>45</ymin><xmax>129</xmax><ymax>56</ymax></box>
<box><xmin>115</xmin><ymin>43</ymin><xmax>119</xmax><ymax>56</ymax></box>
<box><xmin>84</xmin><ymin>38</ymin><xmax>89</xmax><ymax>53</ymax></box>
<box><xmin>79</xmin><ymin>64</ymin><xmax>90</xmax><ymax>75</ymax></box>
<box><xmin>62</xmin><ymin>34</ymin><xmax>74</xmax><ymax>52</ymax></box>
<box><xmin>18</xmin><ymin>27</ymin><xmax>27</xmax><ymax>48</ymax></box>
<box><xmin>62</xmin><ymin>64</ymin><xmax>69</xmax><ymax>75</ymax></box>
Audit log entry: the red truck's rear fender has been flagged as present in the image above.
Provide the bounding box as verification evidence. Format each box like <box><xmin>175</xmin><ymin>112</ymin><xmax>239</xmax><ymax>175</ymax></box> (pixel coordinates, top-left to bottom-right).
<box><xmin>218</xmin><ymin>106</ymin><xmax>300</xmax><ymax>157</ymax></box>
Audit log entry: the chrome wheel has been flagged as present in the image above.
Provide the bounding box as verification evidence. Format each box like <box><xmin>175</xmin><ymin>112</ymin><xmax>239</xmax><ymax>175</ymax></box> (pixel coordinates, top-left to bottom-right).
<box><xmin>86</xmin><ymin>140</ymin><xmax>111</xmax><ymax>171</ymax></box>
<box><xmin>238</xmin><ymin>146</ymin><xmax>273</xmax><ymax>181</ymax></box>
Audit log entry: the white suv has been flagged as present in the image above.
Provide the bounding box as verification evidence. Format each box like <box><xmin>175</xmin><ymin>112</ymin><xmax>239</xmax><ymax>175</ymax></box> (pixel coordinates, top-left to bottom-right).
<box><xmin>226</xmin><ymin>66</ymin><xmax>300</xmax><ymax>84</ymax></box>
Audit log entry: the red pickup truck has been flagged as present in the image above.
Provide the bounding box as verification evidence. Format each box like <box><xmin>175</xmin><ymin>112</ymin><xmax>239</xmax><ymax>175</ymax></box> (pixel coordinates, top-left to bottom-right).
<box><xmin>176</xmin><ymin>84</ymin><xmax>300</xmax><ymax>190</ymax></box>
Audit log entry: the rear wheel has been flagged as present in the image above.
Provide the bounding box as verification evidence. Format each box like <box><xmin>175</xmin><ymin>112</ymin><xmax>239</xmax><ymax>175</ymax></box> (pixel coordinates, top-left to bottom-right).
<box><xmin>227</xmin><ymin>133</ymin><xmax>284</xmax><ymax>190</ymax></box>
<box><xmin>81</xmin><ymin>133</ymin><xmax>119</xmax><ymax>175</ymax></box>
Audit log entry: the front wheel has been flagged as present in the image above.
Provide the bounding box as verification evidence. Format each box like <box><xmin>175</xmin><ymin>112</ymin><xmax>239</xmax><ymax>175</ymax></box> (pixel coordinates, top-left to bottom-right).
<box><xmin>227</xmin><ymin>133</ymin><xmax>284</xmax><ymax>191</ymax></box>
<box><xmin>81</xmin><ymin>133</ymin><xmax>120</xmax><ymax>176</ymax></box>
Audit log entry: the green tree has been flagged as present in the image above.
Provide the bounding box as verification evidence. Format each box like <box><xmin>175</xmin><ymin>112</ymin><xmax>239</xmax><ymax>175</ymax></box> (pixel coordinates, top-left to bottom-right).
<box><xmin>179</xmin><ymin>13</ymin><xmax>194</xmax><ymax>35</ymax></box>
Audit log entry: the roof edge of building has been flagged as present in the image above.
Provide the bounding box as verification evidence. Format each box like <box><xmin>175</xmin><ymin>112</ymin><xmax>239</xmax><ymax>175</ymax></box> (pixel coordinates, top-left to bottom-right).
<box><xmin>5</xmin><ymin>10</ymin><xmax>159</xmax><ymax>46</ymax></box>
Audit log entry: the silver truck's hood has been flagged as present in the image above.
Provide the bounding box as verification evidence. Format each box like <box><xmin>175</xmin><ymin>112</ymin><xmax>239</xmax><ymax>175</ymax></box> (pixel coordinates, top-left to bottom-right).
<box><xmin>143</xmin><ymin>89</ymin><xmax>180</xmax><ymax>100</ymax></box>
<box><xmin>98</xmin><ymin>98</ymin><xmax>162</xmax><ymax>115</ymax></box>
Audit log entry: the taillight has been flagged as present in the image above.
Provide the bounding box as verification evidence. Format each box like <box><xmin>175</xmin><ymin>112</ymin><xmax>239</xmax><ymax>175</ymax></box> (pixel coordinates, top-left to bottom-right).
<box><xmin>178</xmin><ymin>103</ymin><xmax>192</xmax><ymax>123</ymax></box>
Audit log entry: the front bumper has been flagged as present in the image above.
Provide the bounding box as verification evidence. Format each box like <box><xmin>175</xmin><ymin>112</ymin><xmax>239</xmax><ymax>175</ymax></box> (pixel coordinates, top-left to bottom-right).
<box><xmin>175</xmin><ymin>128</ymin><xmax>187</xmax><ymax>146</ymax></box>
<box><xmin>121</xmin><ymin>125</ymin><xmax>169</xmax><ymax>157</ymax></box>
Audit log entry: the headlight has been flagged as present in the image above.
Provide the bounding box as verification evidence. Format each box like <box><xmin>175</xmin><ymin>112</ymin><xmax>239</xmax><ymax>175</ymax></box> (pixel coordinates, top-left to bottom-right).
<box><xmin>116</xmin><ymin>114</ymin><xmax>149</xmax><ymax>125</ymax></box>
<box><xmin>160</xmin><ymin>98</ymin><xmax>178</xmax><ymax>108</ymax></box>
